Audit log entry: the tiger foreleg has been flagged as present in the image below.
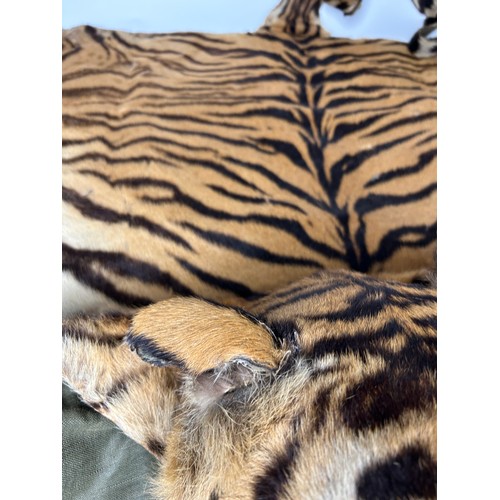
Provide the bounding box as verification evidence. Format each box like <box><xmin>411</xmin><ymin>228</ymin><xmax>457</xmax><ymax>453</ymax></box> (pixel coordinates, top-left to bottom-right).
<box><xmin>408</xmin><ymin>16</ymin><xmax>437</xmax><ymax>58</ymax></box>
<box><xmin>62</xmin><ymin>314</ymin><xmax>180</xmax><ymax>458</ymax></box>
<box><xmin>409</xmin><ymin>0</ymin><xmax>437</xmax><ymax>58</ymax></box>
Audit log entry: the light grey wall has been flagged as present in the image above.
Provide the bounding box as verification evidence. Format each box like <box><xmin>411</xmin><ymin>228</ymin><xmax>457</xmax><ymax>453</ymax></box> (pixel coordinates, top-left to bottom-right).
<box><xmin>62</xmin><ymin>0</ymin><xmax>424</xmax><ymax>42</ymax></box>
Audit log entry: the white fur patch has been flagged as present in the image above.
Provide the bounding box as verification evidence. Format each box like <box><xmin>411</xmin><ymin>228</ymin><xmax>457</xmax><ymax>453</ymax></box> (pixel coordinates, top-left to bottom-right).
<box><xmin>62</xmin><ymin>271</ymin><xmax>134</xmax><ymax>317</ymax></box>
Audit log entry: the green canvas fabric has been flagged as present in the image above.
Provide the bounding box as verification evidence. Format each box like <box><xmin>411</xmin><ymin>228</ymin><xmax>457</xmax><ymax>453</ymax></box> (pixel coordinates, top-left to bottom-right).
<box><xmin>62</xmin><ymin>384</ymin><xmax>157</xmax><ymax>500</ymax></box>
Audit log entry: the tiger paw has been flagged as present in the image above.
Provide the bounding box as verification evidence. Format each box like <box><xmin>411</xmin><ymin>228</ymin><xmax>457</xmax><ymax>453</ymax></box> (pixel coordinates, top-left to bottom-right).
<box><xmin>126</xmin><ymin>297</ymin><xmax>283</xmax><ymax>374</ymax></box>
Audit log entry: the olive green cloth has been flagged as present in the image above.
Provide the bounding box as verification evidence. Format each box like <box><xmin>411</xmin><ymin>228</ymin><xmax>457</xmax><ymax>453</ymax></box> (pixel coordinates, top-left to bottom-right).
<box><xmin>63</xmin><ymin>384</ymin><xmax>157</xmax><ymax>500</ymax></box>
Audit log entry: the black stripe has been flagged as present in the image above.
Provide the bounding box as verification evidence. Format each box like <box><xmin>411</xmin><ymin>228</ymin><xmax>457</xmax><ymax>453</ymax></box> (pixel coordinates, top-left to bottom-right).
<box><xmin>209</xmin><ymin>107</ymin><xmax>300</xmax><ymax>125</ymax></box>
<box><xmin>63</xmin><ymin>244</ymin><xmax>194</xmax><ymax>295</ymax></box>
<box><xmin>253</xmin><ymin>439</ymin><xmax>300</xmax><ymax>500</ymax></box>
<box><xmin>364</xmin><ymin>150</ymin><xmax>436</xmax><ymax>187</ymax></box>
<box><xmin>146</xmin><ymin>438</ymin><xmax>166</xmax><ymax>457</ymax></box>
<box><xmin>323</xmin><ymin>67</ymin><xmax>417</xmax><ymax>84</ymax></box>
<box><xmin>259</xmin><ymin>280</ymin><xmax>353</xmax><ymax>317</ymax></box>
<box><xmin>77</xmin><ymin>172</ymin><xmax>180</xmax><ymax>191</ymax></box>
<box><xmin>63</xmin><ymin>134</ymin><xmax>209</xmax><ymax>152</ymax></box>
<box><xmin>112</xmin><ymin>31</ymin><xmax>233</xmax><ymax>65</ymax></box>
<box><xmin>416</xmin><ymin>133</ymin><xmax>437</xmax><ymax>146</ymax></box>
<box><xmin>271</xmin><ymin>281</ymin><xmax>432</xmax><ymax>328</ymax></box>
<box><xmin>221</xmin><ymin>155</ymin><xmax>331</xmax><ymax>214</ymax></box>
<box><xmin>309</xmin><ymin>319</ymin><xmax>436</xmax><ymax>433</ymax></box>
<box><xmin>63</xmin><ymin>67</ymin><xmax>150</xmax><ymax>83</ymax></box>
<box><xmin>356</xmin><ymin>445</ymin><xmax>437</xmax><ymax>499</ymax></box>
<box><xmin>311</xmin><ymin>386</ymin><xmax>332</xmax><ymax>434</ymax></box>
<box><xmin>325</xmin><ymin>92</ymin><xmax>392</xmax><ymax>109</ymax></box>
<box><xmin>265</xmin><ymin>319</ymin><xmax>300</xmax><ymax>348</ymax></box>
<box><xmin>325</xmin><ymin>68</ymin><xmax>436</xmax><ymax>90</ymax></box>
<box><xmin>329</xmin><ymin>131</ymin><xmax>425</xmax><ymax>187</ymax></box>
<box><xmin>63</xmin><ymin>244</ymin><xmax>195</xmax><ymax>308</ymax></box>
<box><xmin>258</xmin><ymin>138</ymin><xmax>311</xmax><ymax>172</ymax></box>
<box><xmin>335</xmin><ymin>95</ymin><xmax>435</xmax><ymax>120</ymax></box>
<box><xmin>304</xmin><ymin>288</ymin><xmax>389</xmax><ymax>324</ymax></box>
<box><xmin>412</xmin><ymin>314</ymin><xmax>437</xmax><ymax>330</ymax></box>
<box><xmin>355</xmin><ymin>183</ymin><xmax>437</xmax><ymax>216</ymax></box>
<box><xmin>312</xmin><ymin>39</ymin><xmax>415</xmax><ymax>53</ymax></box>
<box><xmin>106</xmin><ymin>378</ymin><xmax>131</xmax><ymax>401</ymax></box>
<box><xmin>126</xmin><ymin>333</ymin><xmax>187</xmax><ymax>368</ymax></box>
<box><xmin>167</xmin><ymin>156</ymin><xmax>266</xmax><ymax>194</ymax></box>
<box><xmin>333</xmin><ymin>113</ymin><xmax>391</xmax><ymax>142</ymax></box>
<box><xmin>121</xmin><ymin>179</ymin><xmax>316</xmax><ymax>242</ymax></box>
<box><xmin>175</xmin><ymin>257</ymin><xmax>263</xmax><ymax>299</ymax></box>
<box><xmin>180</xmin><ymin>222</ymin><xmax>325</xmax><ymax>267</ymax></box>
<box><xmin>207</xmin><ymin>184</ymin><xmax>307</xmax><ymax>215</ymax></box>
<box><xmin>76</xmin><ymin>173</ymin><xmax>273</xmax><ymax>225</ymax></box>
<box><xmin>92</xmin><ymin>177</ymin><xmax>342</xmax><ymax>258</ymax></box>
<box><xmin>62</xmin><ymin>187</ymin><xmax>192</xmax><ymax>250</ymax></box>
<box><xmin>62</xmin><ymin>39</ymin><xmax>81</xmax><ymax>61</ymax></box>
<box><xmin>62</xmin><ymin>321</ymin><xmax>125</xmax><ymax>347</ymax></box>
<box><xmin>166</xmin><ymin>32</ymin><xmax>234</xmax><ymax>45</ymax></box>
<box><xmin>63</xmin><ymin>151</ymin><xmax>176</xmax><ymax>168</ymax></box>
<box><xmin>83</xmin><ymin>25</ymin><xmax>110</xmax><ymax>54</ymax></box>
<box><xmin>326</xmin><ymin>84</ymin><xmax>422</xmax><ymax>97</ymax></box>
<box><xmin>63</xmin><ymin>245</ymin><xmax>153</xmax><ymax>308</ymax></box>
<box><xmin>64</xmin><ymin>79</ymin><xmax>297</xmax><ymax>102</ymax></box>
<box><xmin>424</xmin><ymin>16</ymin><xmax>437</xmax><ymax>27</ymax></box>
<box><xmin>309</xmin><ymin>318</ymin><xmax>428</xmax><ymax>360</ymax></box>
<box><xmin>113</xmin><ymin>30</ymin><xmax>293</xmax><ymax>67</ymax></box>
<box><xmin>64</xmin><ymin>122</ymin><xmax>260</xmax><ymax>151</ymax></box>
<box><xmin>365</xmin><ymin>111</ymin><xmax>436</xmax><ymax>137</ymax></box>
<box><xmin>324</xmin><ymin>315</ymin><xmax>435</xmax><ymax>357</ymax></box>
<box><xmin>193</xmin><ymin>72</ymin><xmax>295</xmax><ymax>86</ymax></box>
<box><xmin>257</xmin><ymin>30</ymin><xmax>318</xmax><ymax>56</ymax></box>
<box><xmin>370</xmin><ymin>222</ymin><xmax>437</xmax><ymax>265</ymax></box>
<box><xmin>64</xmin><ymin>110</ymin><xmax>258</xmax><ymax>131</ymax></box>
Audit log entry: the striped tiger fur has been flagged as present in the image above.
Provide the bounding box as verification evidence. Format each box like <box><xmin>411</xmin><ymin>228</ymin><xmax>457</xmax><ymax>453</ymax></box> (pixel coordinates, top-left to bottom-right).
<box><xmin>62</xmin><ymin>0</ymin><xmax>437</xmax><ymax>317</ymax></box>
<box><xmin>63</xmin><ymin>269</ymin><xmax>437</xmax><ymax>499</ymax></box>
<box><xmin>62</xmin><ymin>1</ymin><xmax>438</xmax><ymax>497</ymax></box>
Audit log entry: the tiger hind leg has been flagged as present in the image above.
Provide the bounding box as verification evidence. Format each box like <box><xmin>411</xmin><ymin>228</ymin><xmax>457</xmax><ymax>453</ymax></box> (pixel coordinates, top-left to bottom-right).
<box><xmin>261</xmin><ymin>0</ymin><xmax>362</xmax><ymax>37</ymax></box>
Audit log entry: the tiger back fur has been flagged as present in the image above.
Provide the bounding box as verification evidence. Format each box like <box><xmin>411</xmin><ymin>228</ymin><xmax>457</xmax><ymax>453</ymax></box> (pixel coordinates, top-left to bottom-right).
<box><xmin>62</xmin><ymin>0</ymin><xmax>436</xmax><ymax>317</ymax></box>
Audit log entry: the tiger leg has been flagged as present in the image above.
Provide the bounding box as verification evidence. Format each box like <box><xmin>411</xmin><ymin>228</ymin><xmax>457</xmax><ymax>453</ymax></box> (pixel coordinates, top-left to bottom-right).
<box><xmin>62</xmin><ymin>314</ymin><xmax>180</xmax><ymax>458</ymax></box>
<box><xmin>261</xmin><ymin>0</ymin><xmax>362</xmax><ymax>36</ymax></box>
<box><xmin>408</xmin><ymin>16</ymin><xmax>437</xmax><ymax>58</ymax></box>
<box><xmin>409</xmin><ymin>0</ymin><xmax>437</xmax><ymax>57</ymax></box>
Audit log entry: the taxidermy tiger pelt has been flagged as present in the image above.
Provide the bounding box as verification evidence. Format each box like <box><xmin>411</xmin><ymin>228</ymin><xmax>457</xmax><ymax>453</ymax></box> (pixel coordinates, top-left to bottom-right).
<box><xmin>62</xmin><ymin>0</ymin><xmax>437</xmax><ymax>498</ymax></box>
